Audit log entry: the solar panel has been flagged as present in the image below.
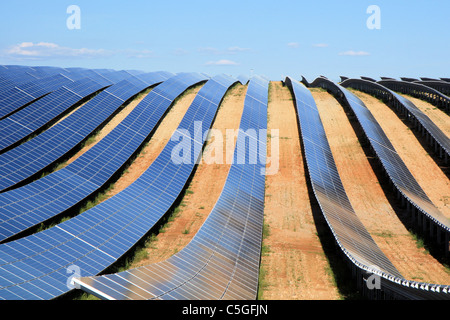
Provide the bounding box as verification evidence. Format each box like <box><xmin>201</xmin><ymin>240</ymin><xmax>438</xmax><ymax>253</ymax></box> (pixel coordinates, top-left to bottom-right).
<box><xmin>0</xmin><ymin>72</ymin><xmax>206</xmax><ymax>243</ymax></box>
<box><xmin>310</xmin><ymin>76</ymin><xmax>450</xmax><ymax>256</ymax></box>
<box><xmin>414</xmin><ymin>80</ymin><xmax>450</xmax><ymax>96</ymax></box>
<box><xmin>0</xmin><ymin>66</ymin><xmax>66</xmax><ymax>94</ymax></box>
<box><xmin>0</xmin><ymin>74</ymin><xmax>78</xmax><ymax>119</ymax></box>
<box><xmin>360</xmin><ymin>76</ymin><xmax>377</xmax><ymax>82</ymax></box>
<box><xmin>0</xmin><ymin>73</ymin><xmax>240</xmax><ymax>300</ymax></box>
<box><xmin>341</xmin><ymin>79</ymin><xmax>450</xmax><ymax>162</ymax></box>
<box><xmin>0</xmin><ymin>72</ymin><xmax>171</xmax><ymax>192</ymax></box>
<box><xmin>73</xmin><ymin>76</ymin><xmax>268</xmax><ymax>300</ymax></box>
<box><xmin>420</xmin><ymin>77</ymin><xmax>439</xmax><ymax>81</ymax></box>
<box><xmin>377</xmin><ymin>79</ymin><xmax>450</xmax><ymax>113</ymax></box>
<box><xmin>286</xmin><ymin>77</ymin><xmax>402</xmax><ymax>274</ymax></box>
<box><xmin>0</xmin><ymin>77</ymin><xmax>113</xmax><ymax>152</ymax></box>
<box><xmin>291</xmin><ymin>77</ymin><xmax>450</xmax><ymax>299</ymax></box>
<box><xmin>400</xmin><ymin>77</ymin><xmax>419</xmax><ymax>82</ymax></box>
<box><xmin>237</xmin><ymin>75</ymin><xmax>249</xmax><ymax>85</ymax></box>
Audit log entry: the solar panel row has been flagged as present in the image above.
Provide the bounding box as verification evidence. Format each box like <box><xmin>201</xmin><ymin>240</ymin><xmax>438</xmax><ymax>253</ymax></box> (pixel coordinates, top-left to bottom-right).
<box><xmin>0</xmin><ymin>72</ymin><xmax>172</xmax><ymax>192</ymax></box>
<box><xmin>73</xmin><ymin>76</ymin><xmax>268</xmax><ymax>300</ymax></box>
<box><xmin>0</xmin><ymin>74</ymin><xmax>78</xmax><ymax>119</ymax></box>
<box><xmin>0</xmin><ymin>65</ymin><xmax>137</xmax><ymax>99</ymax></box>
<box><xmin>237</xmin><ymin>75</ymin><xmax>249</xmax><ymax>85</ymax></box>
<box><xmin>379</xmin><ymin>79</ymin><xmax>450</xmax><ymax>113</ymax></box>
<box><xmin>415</xmin><ymin>80</ymin><xmax>450</xmax><ymax>96</ymax></box>
<box><xmin>0</xmin><ymin>73</ymin><xmax>239</xmax><ymax>300</ymax></box>
<box><xmin>0</xmin><ymin>67</ymin><xmax>138</xmax><ymax>123</ymax></box>
<box><xmin>0</xmin><ymin>77</ymin><xmax>114</xmax><ymax>152</ymax></box>
<box><xmin>309</xmin><ymin>77</ymin><xmax>450</xmax><ymax>258</ymax></box>
<box><xmin>0</xmin><ymin>72</ymin><xmax>207</xmax><ymax>243</ymax></box>
<box><xmin>400</xmin><ymin>77</ymin><xmax>420</xmax><ymax>83</ymax></box>
<box><xmin>341</xmin><ymin>79</ymin><xmax>450</xmax><ymax>163</ymax></box>
<box><xmin>287</xmin><ymin>77</ymin><xmax>450</xmax><ymax>300</ymax></box>
<box><xmin>0</xmin><ymin>66</ymin><xmax>66</xmax><ymax>95</ymax></box>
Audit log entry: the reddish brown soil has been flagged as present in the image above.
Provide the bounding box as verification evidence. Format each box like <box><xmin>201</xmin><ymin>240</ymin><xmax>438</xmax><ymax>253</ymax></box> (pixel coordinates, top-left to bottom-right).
<box><xmin>260</xmin><ymin>82</ymin><xmax>340</xmax><ymax>300</ymax></box>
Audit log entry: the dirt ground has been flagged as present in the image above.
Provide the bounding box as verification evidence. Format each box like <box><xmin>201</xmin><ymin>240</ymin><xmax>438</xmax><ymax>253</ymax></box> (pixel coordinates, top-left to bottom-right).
<box><xmin>351</xmin><ymin>90</ymin><xmax>450</xmax><ymax>218</ymax></box>
<box><xmin>313</xmin><ymin>90</ymin><xmax>450</xmax><ymax>285</ymax></box>
<box><xmin>130</xmin><ymin>83</ymin><xmax>248</xmax><ymax>268</ymax></box>
<box><xmin>260</xmin><ymin>82</ymin><xmax>340</xmax><ymax>300</ymax></box>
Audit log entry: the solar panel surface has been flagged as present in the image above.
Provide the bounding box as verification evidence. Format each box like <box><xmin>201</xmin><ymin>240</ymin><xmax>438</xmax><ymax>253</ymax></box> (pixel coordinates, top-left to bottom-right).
<box><xmin>293</xmin><ymin>77</ymin><xmax>450</xmax><ymax>299</ymax></box>
<box><xmin>341</xmin><ymin>79</ymin><xmax>450</xmax><ymax>160</ymax></box>
<box><xmin>0</xmin><ymin>72</ymin><xmax>171</xmax><ymax>192</ymax></box>
<box><xmin>0</xmin><ymin>72</ymin><xmax>209</xmax><ymax>243</ymax></box>
<box><xmin>74</xmin><ymin>76</ymin><xmax>268</xmax><ymax>300</ymax></box>
<box><xmin>311</xmin><ymin>77</ymin><xmax>450</xmax><ymax>235</ymax></box>
<box><xmin>0</xmin><ymin>73</ymin><xmax>239</xmax><ymax>300</ymax></box>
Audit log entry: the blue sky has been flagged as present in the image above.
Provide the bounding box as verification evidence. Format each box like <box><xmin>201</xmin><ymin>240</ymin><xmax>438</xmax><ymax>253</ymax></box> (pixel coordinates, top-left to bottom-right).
<box><xmin>0</xmin><ymin>0</ymin><xmax>448</xmax><ymax>81</ymax></box>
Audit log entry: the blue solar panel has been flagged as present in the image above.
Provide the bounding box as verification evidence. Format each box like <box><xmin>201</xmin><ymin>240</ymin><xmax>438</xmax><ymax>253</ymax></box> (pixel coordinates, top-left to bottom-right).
<box><xmin>0</xmin><ymin>73</ymin><xmax>239</xmax><ymax>300</ymax></box>
<box><xmin>286</xmin><ymin>76</ymin><xmax>404</xmax><ymax>274</ymax></box>
<box><xmin>0</xmin><ymin>74</ymin><xmax>78</xmax><ymax>119</ymax></box>
<box><xmin>0</xmin><ymin>77</ymin><xmax>116</xmax><ymax>152</ymax></box>
<box><xmin>305</xmin><ymin>76</ymin><xmax>450</xmax><ymax>299</ymax></box>
<box><xmin>310</xmin><ymin>76</ymin><xmax>450</xmax><ymax>258</ymax></box>
<box><xmin>74</xmin><ymin>76</ymin><xmax>268</xmax><ymax>300</ymax></box>
<box><xmin>0</xmin><ymin>66</ymin><xmax>66</xmax><ymax>95</ymax></box>
<box><xmin>0</xmin><ymin>72</ymin><xmax>207</xmax><ymax>242</ymax></box>
<box><xmin>341</xmin><ymin>79</ymin><xmax>450</xmax><ymax>161</ymax></box>
<box><xmin>0</xmin><ymin>72</ymin><xmax>171</xmax><ymax>192</ymax></box>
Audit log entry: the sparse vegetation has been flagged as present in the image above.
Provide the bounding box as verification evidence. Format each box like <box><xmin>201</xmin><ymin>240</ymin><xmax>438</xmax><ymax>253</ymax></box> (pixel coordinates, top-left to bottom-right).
<box><xmin>257</xmin><ymin>222</ymin><xmax>272</xmax><ymax>300</ymax></box>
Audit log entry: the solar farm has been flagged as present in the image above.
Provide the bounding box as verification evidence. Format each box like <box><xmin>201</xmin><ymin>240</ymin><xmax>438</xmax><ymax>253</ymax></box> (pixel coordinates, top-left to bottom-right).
<box><xmin>0</xmin><ymin>65</ymin><xmax>449</xmax><ymax>301</ymax></box>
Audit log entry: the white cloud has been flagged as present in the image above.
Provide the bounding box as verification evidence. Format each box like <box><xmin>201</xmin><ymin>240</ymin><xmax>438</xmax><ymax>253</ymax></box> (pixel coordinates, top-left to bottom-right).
<box><xmin>198</xmin><ymin>46</ymin><xmax>250</xmax><ymax>55</ymax></box>
<box><xmin>198</xmin><ymin>47</ymin><xmax>221</xmax><ymax>55</ymax></box>
<box><xmin>1</xmin><ymin>42</ymin><xmax>161</xmax><ymax>61</ymax></box>
<box><xmin>287</xmin><ymin>42</ymin><xmax>300</xmax><ymax>48</ymax></box>
<box><xmin>313</xmin><ymin>43</ymin><xmax>329</xmax><ymax>48</ymax></box>
<box><xmin>174</xmin><ymin>48</ymin><xmax>189</xmax><ymax>56</ymax></box>
<box><xmin>3</xmin><ymin>42</ymin><xmax>111</xmax><ymax>60</ymax></box>
<box><xmin>227</xmin><ymin>46</ymin><xmax>250</xmax><ymax>54</ymax></box>
<box><xmin>122</xmin><ymin>49</ymin><xmax>154</xmax><ymax>59</ymax></box>
<box><xmin>205</xmin><ymin>59</ymin><xmax>239</xmax><ymax>66</ymax></box>
<box><xmin>339</xmin><ymin>50</ymin><xmax>370</xmax><ymax>56</ymax></box>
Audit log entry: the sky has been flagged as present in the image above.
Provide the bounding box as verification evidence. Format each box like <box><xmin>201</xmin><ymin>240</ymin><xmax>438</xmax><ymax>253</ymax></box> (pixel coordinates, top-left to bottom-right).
<box><xmin>0</xmin><ymin>0</ymin><xmax>449</xmax><ymax>82</ymax></box>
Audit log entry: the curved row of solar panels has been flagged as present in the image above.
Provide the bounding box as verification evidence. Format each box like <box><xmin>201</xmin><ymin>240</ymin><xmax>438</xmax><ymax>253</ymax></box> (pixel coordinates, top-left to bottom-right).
<box><xmin>378</xmin><ymin>79</ymin><xmax>450</xmax><ymax>113</ymax></box>
<box><xmin>1</xmin><ymin>65</ymin><xmax>449</xmax><ymax>300</ymax></box>
<box><xmin>414</xmin><ymin>80</ymin><xmax>450</xmax><ymax>96</ymax></box>
<box><xmin>74</xmin><ymin>76</ymin><xmax>268</xmax><ymax>300</ymax></box>
<box><xmin>0</xmin><ymin>72</ymin><xmax>211</xmax><ymax>242</ymax></box>
<box><xmin>287</xmin><ymin>77</ymin><xmax>450</xmax><ymax>300</ymax></box>
<box><xmin>0</xmin><ymin>72</ymin><xmax>245</xmax><ymax>300</ymax></box>
<box><xmin>0</xmin><ymin>76</ymin><xmax>111</xmax><ymax>152</ymax></box>
<box><xmin>309</xmin><ymin>77</ymin><xmax>450</xmax><ymax>255</ymax></box>
<box><xmin>0</xmin><ymin>72</ymin><xmax>173</xmax><ymax>192</ymax></box>
<box><xmin>339</xmin><ymin>79</ymin><xmax>450</xmax><ymax>162</ymax></box>
<box><xmin>0</xmin><ymin>66</ymin><xmax>139</xmax><ymax>119</ymax></box>
<box><xmin>0</xmin><ymin>65</ymin><xmax>142</xmax><ymax>92</ymax></box>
